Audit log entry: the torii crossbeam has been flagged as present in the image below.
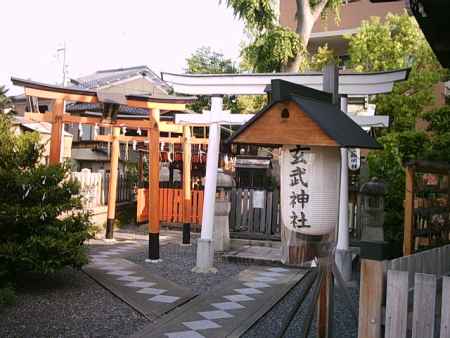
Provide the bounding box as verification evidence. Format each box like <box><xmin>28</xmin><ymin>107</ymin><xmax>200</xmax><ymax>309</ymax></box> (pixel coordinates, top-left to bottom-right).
<box><xmin>11</xmin><ymin>77</ymin><xmax>196</xmax><ymax>261</ymax></box>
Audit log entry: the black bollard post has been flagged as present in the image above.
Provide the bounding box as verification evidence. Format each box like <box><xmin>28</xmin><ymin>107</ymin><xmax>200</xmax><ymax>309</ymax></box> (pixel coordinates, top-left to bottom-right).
<box><xmin>182</xmin><ymin>223</ymin><xmax>191</xmax><ymax>245</ymax></box>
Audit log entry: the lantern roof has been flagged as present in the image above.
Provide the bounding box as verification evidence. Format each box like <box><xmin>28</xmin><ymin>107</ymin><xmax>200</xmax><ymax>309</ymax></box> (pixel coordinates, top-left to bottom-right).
<box><xmin>227</xmin><ymin>80</ymin><xmax>381</xmax><ymax>149</ymax></box>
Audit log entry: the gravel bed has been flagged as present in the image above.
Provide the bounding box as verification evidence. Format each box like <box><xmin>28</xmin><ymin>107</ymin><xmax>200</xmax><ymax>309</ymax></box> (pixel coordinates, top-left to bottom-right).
<box><xmin>0</xmin><ymin>268</ymin><xmax>149</xmax><ymax>338</ymax></box>
<box><xmin>243</xmin><ymin>271</ymin><xmax>359</xmax><ymax>338</ymax></box>
<box><xmin>127</xmin><ymin>240</ymin><xmax>251</xmax><ymax>295</ymax></box>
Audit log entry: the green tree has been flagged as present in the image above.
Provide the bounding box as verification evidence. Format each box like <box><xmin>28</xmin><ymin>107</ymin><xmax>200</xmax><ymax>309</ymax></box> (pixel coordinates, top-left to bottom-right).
<box><xmin>186</xmin><ymin>46</ymin><xmax>238</xmax><ymax>74</ymax></box>
<box><xmin>225</xmin><ymin>0</ymin><xmax>344</xmax><ymax>72</ymax></box>
<box><xmin>185</xmin><ymin>47</ymin><xmax>240</xmax><ymax>113</ymax></box>
<box><xmin>0</xmin><ymin>115</ymin><xmax>92</xmax><ymax>292</ymax></box>
<box><xmin>348</xmin><ymin>13</ymin><xmax>447</xmax><ymax>244</ymax></box>
<box><xmin>346</xmin><ymin>13</ymin><xmax>445</xmax><ymax>132</ymax></box>
<box><xmin>422</xmin><ymin>106</ymin><xmax>450</xmax><ymax>162</ymax></box>
<box><xmin>0</xmin><ymin>86</ymin><xmax>12</xmax><ymax>112</ymax></box>
<box><xmin>367</xmin><ymin>131</ymin><xmax>428</xmax><ymax>242</ymax></box>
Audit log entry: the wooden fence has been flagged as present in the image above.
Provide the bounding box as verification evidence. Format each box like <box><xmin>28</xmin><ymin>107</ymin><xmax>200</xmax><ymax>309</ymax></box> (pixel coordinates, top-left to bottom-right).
<box><xmin>358</xmin><ymin>243</ymin><xmax>450</xmax><ymax>338</ymax></box>
<box><xmin>384</xmin><ymin>271</ymin><xmax>449</xmax><ymax>338</ymax></box>
<box><xmin>102</xmin><ymin>173</ymin><xmax>133</xmax><ymax>204</ymax></box>
<box><xmin>229</xmin><ymin>188</ymin><xmax>281</xmax><ymax>240</ymax></box>
<box><xmin>136</xmin><ymin>188</ymin><xmax>204</xmax><ymax>226</ymax></box>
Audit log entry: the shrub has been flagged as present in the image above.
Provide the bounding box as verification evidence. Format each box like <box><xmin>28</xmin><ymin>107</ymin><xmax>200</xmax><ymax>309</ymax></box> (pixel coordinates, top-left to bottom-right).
<box><xmin>0</xmin><ymin>115</ymin><xmax>93</xmax><ymax>283</ymax></box>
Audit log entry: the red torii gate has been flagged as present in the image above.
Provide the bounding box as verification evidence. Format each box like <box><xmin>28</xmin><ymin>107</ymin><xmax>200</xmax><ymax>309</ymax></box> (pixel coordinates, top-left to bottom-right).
<box><xmin>11</xmin><ymin>77</ymin><xmax>196</xmax><ymax>261</ymax></box>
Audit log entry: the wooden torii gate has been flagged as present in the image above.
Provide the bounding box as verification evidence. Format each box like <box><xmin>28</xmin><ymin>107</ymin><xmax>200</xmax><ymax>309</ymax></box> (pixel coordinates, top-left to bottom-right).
<box><xmin>96</xmin><ymin>128</ymin><xmax>208</xmax><ymax>228</ymax></box>
<box><xmin>11</xmin><ymin>77</ymin><xmax>195</xmax><ymax>261</ymax></box>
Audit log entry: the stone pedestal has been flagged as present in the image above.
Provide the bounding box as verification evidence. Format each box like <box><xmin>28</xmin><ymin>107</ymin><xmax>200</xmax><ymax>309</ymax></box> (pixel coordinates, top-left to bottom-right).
<box><xmin>213</xmin><ymin>199</ymin><xmax>231</xmax><ymax>252</ymax></box>
<box><xmin>335</xmin><ymin>248</ymin><xmax>352</xmax><ymax>282</ymax></box>
<box><xmin>192</xmin><ymin>239</ymin><xmax>217</xmax><ymax>273</ymax></box>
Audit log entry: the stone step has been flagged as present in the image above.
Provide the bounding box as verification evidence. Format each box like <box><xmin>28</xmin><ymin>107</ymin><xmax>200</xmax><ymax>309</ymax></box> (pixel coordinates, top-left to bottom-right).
<box><xmin>222</xmin><ymin>245</ymin><xmax>283</xmax><ymax>266</ymax></box>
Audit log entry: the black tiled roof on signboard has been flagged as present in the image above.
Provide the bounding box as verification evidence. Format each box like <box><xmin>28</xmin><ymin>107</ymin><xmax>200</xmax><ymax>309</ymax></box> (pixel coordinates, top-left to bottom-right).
<box><xmin>227</xmin><ymin>79</ymin><xmax>381</xmax><ymax>149</ymax></box>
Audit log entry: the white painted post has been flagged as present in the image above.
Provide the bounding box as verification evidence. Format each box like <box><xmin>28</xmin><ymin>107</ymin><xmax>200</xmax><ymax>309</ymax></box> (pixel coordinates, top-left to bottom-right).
<box><xmin>337</xmin><ymin>95</ymin><xmax>349</xmax><ymax>251</ymax></box>
<box><xmin>193</xmin><ymin>96</ymin><xmax>223</xmax><ymax>273</ymax></box>
<box><xmin>336</xmin><ymin>94</ymin><xmax>352</xmax><ymax>282</ymax></box>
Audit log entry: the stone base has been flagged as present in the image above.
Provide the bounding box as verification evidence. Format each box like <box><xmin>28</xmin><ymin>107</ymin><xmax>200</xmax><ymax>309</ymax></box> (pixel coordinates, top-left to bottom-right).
<box><xmin>213</xmin><ymin>200</ymin><xmax>231</xmax><ymax>252</ymax></box>
<box><xmin>193</xmin><ymin>238</ymin><xmax>216</xmax><ymax>273</ymax></box>
<box><xmin>145</xmin><ymin>258</ymin><xmax>163</xmax><ymax>264</ymax></box>
<box><xmin>103</xmin><ymin>238</ymin><xmax>117</xmax><ymax>243</ymax></box>
<box><xmin>335</xmin><ymin>249</ymin><xmax>352</xmax><ymax>282</ymax></box>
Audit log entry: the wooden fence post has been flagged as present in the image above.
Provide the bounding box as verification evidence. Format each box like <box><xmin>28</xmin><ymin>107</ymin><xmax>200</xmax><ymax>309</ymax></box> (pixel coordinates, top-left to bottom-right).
<box><xmin>385</xmin><ymin>270</ymin><xmax>408</xmax><ymax>338</ymax></box>
<box><xmin>358</xmin><ymin>259</ymin><xmax>384</xmax><ymax>338</ymax></box>
<box><xmin>412</xmin><ymin>273</ymin><xmax>436</xmax><ymax>338</ymax></box>
<box><xmin>441</xmin><ymin>276</ymin><xmax>450</xmax><ymax>338</ymax></box>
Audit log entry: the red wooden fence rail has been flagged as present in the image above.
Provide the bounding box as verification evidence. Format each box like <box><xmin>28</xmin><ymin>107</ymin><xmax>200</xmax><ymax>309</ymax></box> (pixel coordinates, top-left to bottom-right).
<box><xmin>136</xmin><ymin>188</ymin><xmax>204</xmax><ymax>225</ymax></box>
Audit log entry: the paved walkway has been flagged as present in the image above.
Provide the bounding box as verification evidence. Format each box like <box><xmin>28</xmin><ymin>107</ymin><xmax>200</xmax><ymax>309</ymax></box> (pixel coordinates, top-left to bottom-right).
<box><xmin>132</xmin><ymin>266</ymin><xmax>309</xmax><ymax>338</ymax></box>
<box><xmin>84</xmin><ymin>242</ymin><xmax>195</xmax><ymax>319</ymax></box>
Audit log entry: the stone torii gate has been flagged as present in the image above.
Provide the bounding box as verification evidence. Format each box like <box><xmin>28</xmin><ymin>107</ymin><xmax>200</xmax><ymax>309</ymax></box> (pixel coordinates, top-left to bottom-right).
<box><xmin>11</xmin><ymin>77</ymin><xmax>195</xmax><ymax>262</ymax></box>
<box><xmin>162</xmin><ymin>68</ymin><xmax>409</xmax><ymax>274</ymax></box>
<box><xmin>175</xmin><ymin>96</ymin><xmax>253</xmax><ymax>272</ymax></box>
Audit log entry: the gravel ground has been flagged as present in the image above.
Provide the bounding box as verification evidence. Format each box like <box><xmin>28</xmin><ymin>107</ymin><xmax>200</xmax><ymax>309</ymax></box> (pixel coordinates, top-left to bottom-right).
<box><xmin>0</xmin><ymin>268</ymin><xmax>149</xmax><ymax>338</ymax></box>
<box><xmin>1</xmin><ymin>233</ymin><xmax>359</xmax><ymax>338</ymax></box>
<box><xmin>244</xmin><ymin>270</ymin><xmax>359</xmax><ymax>338</ymax></box>
<box><xmin>127</xmin><ymin>240</ymin><xmax>251</xmax><ymax>295</ymax></box>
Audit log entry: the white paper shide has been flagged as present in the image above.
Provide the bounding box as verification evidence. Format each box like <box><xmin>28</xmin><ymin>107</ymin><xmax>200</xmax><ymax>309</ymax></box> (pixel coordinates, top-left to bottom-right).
<box><xmin>280</xmin><ymin>145</ymin><xmax>340</xmax><ymax>236</ymax></box>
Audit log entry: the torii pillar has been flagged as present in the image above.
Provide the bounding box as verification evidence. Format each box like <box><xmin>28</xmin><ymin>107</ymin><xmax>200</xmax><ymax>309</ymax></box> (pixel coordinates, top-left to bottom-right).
<box><xmin>48</xmin><ymin>99</ymin><xmax>65</xmax><ymax>165</ymax></box>
<box><xmin>147</xmin><ymin>108</ymin><xmax>161</xmax><ymax>262</ymax></box>
<box><xmin>193</xmin><ymin>96</ymin><xmax>222</xmax><ymax>273</ymax></box>
<box><xmin>105</xmin><ymin>126</ymin><xmax>121</xmax><ymax>239</ymax></box>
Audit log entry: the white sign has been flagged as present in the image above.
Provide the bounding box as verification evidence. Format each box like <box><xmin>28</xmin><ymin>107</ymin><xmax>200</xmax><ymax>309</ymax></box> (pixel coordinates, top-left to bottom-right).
<box><xmin>280</xmin><ymin>145</ymin><xmax>340</xmax><ymax>236</ymax></box>
<box><xmin>253</xmin><ymin>191</ymin><xmax>265</xmax><ymax>208</ymax></box>
<box><xmin>347</xmin><ymin>148</ymin><xmax>361</xmax><ymax>171</ymax></box>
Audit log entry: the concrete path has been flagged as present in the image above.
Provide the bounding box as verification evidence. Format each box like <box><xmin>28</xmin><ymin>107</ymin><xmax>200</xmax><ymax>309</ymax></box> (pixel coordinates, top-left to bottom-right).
<box><xmin>84</xmin><ymin>244</ymin><xmax>195</xmax><ymax>319</ymax></box>
<box><xmin>132</xmin><ymin>266</ymin><xmax>309</xmax><ymax>338</ymax></box>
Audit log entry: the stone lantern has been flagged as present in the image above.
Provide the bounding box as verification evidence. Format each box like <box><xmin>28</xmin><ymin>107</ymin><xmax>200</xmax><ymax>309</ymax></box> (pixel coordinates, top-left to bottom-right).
<box><xmin>213</xmin><ymin>169</ymin><xmax>234</xmax><ymax>252</ymax></box>
<box><xmin>358</xmin><ymin>178</ymin><xmax>386</xmax><ymax>241</ymax></box>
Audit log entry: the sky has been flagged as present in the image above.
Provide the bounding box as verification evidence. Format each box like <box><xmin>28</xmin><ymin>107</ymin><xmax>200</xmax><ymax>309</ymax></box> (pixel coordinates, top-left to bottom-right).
<box><xmin>1</xmin><ymin>0</ymin><xmax>246</xmax><ymax>95</ymax></box>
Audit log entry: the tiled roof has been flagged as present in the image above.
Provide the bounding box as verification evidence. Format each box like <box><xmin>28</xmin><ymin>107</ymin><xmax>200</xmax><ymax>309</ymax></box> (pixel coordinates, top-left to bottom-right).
<box><xmin>69</xmin><ymin>65</ymin><xmax>171</xmax><ymax>92</ymax></box>
<box><xmin>65</xmin><ymin>102</ymin><xmax>149</xmax><ymax>115</ymax></box>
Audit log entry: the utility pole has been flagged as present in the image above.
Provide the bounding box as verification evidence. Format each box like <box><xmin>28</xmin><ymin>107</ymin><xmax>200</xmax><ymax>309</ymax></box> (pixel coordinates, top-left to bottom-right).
<box><xmin>56</xmin><ymin>42</ymin><xmax>68</xmax><ymax>163</ymax></box>
<box><xmin>57</xmin><ymin>42</ymin><xmax>68</xmax><ymax>87</ymax></box>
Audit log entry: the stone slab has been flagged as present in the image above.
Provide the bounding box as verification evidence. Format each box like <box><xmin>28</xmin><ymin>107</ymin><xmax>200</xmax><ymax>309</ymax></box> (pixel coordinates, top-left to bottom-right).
<box><xmin>83</xmin><ymin>255</ymin><xmax>195</xmax><ymax>319</ymax></box>
<box><xmin>132</xmin><ymin>266</ymin><xmax>309</xmax><ymax>338</ymax></box>
<box><xmin>223</xmin><ymin>245</ymin><xmax>282</xmax><ymax>266</ymax></box>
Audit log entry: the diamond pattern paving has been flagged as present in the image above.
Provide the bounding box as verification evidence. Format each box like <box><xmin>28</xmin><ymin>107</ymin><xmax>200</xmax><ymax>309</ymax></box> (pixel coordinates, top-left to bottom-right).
<box><xmin>83</xmin><ymin>245</ymin><xmax>195</xmax><ymax>319</ymax></box>
<box><xmin>183</xmin><ymin>320</ymin><xmax>221</xmax><ymax>330</ymax></box>
<box><xmin>198</xmin><ymin>311</ymin><xmax>234</xmax><ymax>320</ymax></box>
<box><xmin>132</xmin><ymin>266</ymin><xmax>309</xmax><ymax>338</ymax></box>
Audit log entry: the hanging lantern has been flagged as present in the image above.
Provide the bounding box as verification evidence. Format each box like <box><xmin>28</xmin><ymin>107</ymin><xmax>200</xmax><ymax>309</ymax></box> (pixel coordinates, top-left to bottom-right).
<box><xmin>159</xmin><ymin>164</ymin><xmax>170</xmax><ymax>182</ymax></box>
<box><xmin>227</xmin><ymin>79</ymin><xmax>381</xmax><ymax>266</ymax></box>
<box><xmin>280</xmin><ymin>145</ymin><xmax>340</xmax><ymax>236</ymax></box>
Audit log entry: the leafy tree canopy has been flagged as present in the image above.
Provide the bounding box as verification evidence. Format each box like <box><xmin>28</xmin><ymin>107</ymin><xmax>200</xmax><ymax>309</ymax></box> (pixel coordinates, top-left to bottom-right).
<box><xmin>185</xmin><ymin>46</ymin><xmax>266</xmax><ymax>114</ymax></box>
<box><xmin>186</xmin><ymin>46</ymin><xmax>238</xmax><ymax>74</ymax></box>
<box><xmin>345</xmin><ymin>12</ymin><xmax>446</xmax><ymax>132</ymax></box>
<box><xmin>0</xmin><ymin>86</ymin><xmax>12</xmax><ymax>112</ymax></box>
